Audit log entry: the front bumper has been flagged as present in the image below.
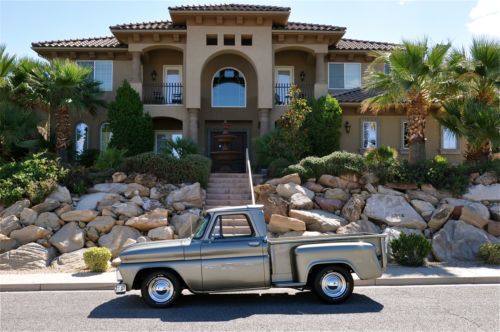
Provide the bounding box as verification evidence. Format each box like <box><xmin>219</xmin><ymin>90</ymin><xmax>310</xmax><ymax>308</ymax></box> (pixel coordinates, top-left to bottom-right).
<box><xmin>115</xmin><ymin>282</ymin><xmax>126</xmax><ymax>294</ymax></box>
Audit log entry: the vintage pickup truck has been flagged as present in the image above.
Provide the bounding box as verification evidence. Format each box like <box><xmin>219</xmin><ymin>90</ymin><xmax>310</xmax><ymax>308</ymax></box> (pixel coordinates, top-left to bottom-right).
<box><xmin>115</xmin><ymin>205</ymin><xmax>387</xmax><ymax>307</ymax></box>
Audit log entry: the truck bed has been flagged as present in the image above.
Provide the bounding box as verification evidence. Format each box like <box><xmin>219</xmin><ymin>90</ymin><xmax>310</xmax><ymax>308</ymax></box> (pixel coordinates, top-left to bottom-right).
<box><xmin>268</xmin><ymin>233</ymin><xmax>387</xmax><ymax>285</ymax></box>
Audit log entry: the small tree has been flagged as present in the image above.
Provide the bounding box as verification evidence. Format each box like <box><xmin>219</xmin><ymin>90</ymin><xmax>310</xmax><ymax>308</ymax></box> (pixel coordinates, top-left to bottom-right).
<box><xmin>108</xmin><ymin>81</ymin><xmax>154</xmax><ymax>156</ymax></box>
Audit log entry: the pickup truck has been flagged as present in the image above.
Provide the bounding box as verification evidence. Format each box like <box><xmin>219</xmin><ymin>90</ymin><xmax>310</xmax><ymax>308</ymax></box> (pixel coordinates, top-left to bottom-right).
<box><xmin>115</xmin><ymin>205</ymin><xmax>387</xmax><ymax>307</ymax></box>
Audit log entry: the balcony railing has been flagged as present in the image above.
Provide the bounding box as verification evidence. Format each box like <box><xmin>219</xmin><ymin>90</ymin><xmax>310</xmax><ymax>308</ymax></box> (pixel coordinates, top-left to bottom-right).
<box><xmin>274</xmin><ymin>83</ymin><xmax>314</xmax><ymax>105</ymax></box>
<box><xmin>143</xmin><ymin>83</ymin><xmax>183</xmax><ymax>105</ymax></box>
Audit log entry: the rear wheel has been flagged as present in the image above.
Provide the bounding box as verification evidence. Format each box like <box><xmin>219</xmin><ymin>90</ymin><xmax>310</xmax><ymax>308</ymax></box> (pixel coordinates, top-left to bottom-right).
<box><xmin>140</xmin><ymin>271</ymin><xmax>181</xmax><ymax>308</ymax></box>
<box><xmin>313</xmin><ymin>265</ymin><xmax>353</xmax><ymax>304</ymax></box>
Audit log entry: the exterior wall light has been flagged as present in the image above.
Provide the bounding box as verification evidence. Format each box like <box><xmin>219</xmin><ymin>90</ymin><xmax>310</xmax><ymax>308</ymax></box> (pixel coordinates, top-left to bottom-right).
<box><xmin>344</xmin><ymin>121</ymin><xmax>351</xmax><ymax>134</ymax></box>
<box><xmin>151</xmin><ymin>70</ymin><xmax>157</xmax><ymax>81</ymax></box>
<box><xmin>300</xmin><ymin>70</ymin><xmax>306</xmax><ymax>82</ymax></box>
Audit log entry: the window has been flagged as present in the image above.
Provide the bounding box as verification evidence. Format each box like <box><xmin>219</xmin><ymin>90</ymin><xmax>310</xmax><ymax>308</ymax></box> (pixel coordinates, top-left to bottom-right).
<box><xmin>241</xmin><ymin>35</ymin><xmax>252</xmax><ymax>46</ymax></box>
<box><xmin>223</xmin><ymin>34</ymin><xmax>235</xmax><ymax>46</ymax></box>
<box><xmin>362</xmin><ymin>121</ymin><xmax>378</xmax><ymax>149</ymax></box>
<box><xmin>328</xmin><ymin>63</ymin><xmax>361</xmax><ymax>89</ymax></box>
<box><xmin>401</xmin><ymin>121</ymin><xmax>409</xmax><ymax>150</ymax></box>
<box><xmin>75</xmin><ymin>123</ymin><xmax>89</xmax><ymax>156</ymax></box>
<box><xmin>212</xmin><ymin>68</ymin><xmax>246</xmax><ymax>107</ymax></box>
<box><xmin>442</xmin><ymin>127</ymin><xmax>458</xmax><ymax>150</ymax></box>
<box><xmin>100</xmin><ymin>122</ymin><xmax>112</xmax><ymax>151</ymax></box>
<box><xmin>210</xmin><ymin>214</ymin><xmax>253</xmax><ymax>239</ymax></box>
<box><xmin>384</xmin><ymin>63</ymin><xmax>391</xmax><ymax>75</ymax></box>
<box><xmin>76</xmin><ymin>60</ymin><xmax>113</xmax><ymax>91</ymax></box>
<box><xmin>206</xmin><ymin>34</ymin><xmax>217</xmax><ymax>45</ymax></box>
<box><xmin>155</xmin><ymin>131</ymin><xmax>183</xmax><ymax>156</ymax></box>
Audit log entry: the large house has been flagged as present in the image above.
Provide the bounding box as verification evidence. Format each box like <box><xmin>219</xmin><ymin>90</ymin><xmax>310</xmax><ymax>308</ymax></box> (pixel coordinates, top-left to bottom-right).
<box><xmin>32</xmin><ymin>4</ymin><xmax>465</xmax><ymax>171</ymax></box>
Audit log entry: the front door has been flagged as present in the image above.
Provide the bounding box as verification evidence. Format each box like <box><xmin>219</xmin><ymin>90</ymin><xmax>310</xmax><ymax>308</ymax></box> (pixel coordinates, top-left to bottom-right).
<box><xmin>209</xmin><ymin>130</ymin><xmax>247</xmax><ymax>173</ymax></box>
<box><xmin>201</xmin><ymin>213</ymin><xmax>267</xmax><ymax>291</ymax></box>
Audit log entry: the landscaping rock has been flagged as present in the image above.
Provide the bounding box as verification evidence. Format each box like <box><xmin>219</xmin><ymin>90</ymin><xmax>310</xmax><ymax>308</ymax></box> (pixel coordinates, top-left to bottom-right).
<box><xmin>0</xmin><ymin>199</ymin><xmax>30</xmax><ymax>218</ymax></box>
<box><xmin>149</xmin><ymin>187</ymin><xmax>165</xmax><ymax>200</ymax></box>
<box><xmin>170</xmin><ymin>211</ymin><xmax>200</xmax><ymax>238</ymax></box>
<box><xmin>166</xmin><ymin>182</ymin><xmax>203</xmax><ymax>208</ymax></box>
<box><xmin>460</xmin><ymin>207</ymin><xmax>489</xmax><ymax>229</ymax></box>
<box><xmin>90</xmin><ymin>183</ymin><xmax>128</xmax><ymax>194</ymax></box>
<box><xmin>172</xmin><ymin>202</ymin><xmax>186</xmax><ymax>212</ymax></box>
<box><xmin>341</xmin><ymin>195</ymin><xmax>365</xmax><ymax>223</ymax></box>
<box><xmin>125</xmin><ymin>208</ymin><xmax>169</xmax><ymax>231</ymax></box>
<box><xmin>0</xmin><ymin>234</ymin><xmax>17</xmax><ymax>253</ymax></box>
<box><xmin>364</xmin><ymin>194</ymin><xmax>426</xmax><ymax>230</ymax></box>
<box><xmin>266</xmin><ymin>173</ymin><xmax>301</xmax><ymax>186</ymax></box>
<box><xmin>432</xmin><ymin>219</ymin><xmax>500</xmax><ymax>262</ymax></box>
<box><xmin>268</xmin><ymin>214</ymin><xmax>306</xmax><ymax>233</ymax></box>
<box><xmin>289</xmin><ymin>209</ymin><xmax>347</xmax><ymax>232</ymax></box>
<box><xmin>407</xmin><ymin>190</ymin><xmax>439</xmax><ymax>206</ymax></box>
<box><xmin>76</xmin><ymin>192</ymin><xmax>108</xmax><ymax>210</ymax></box>
<box><xmin>303</xmin><ymin>181</ymin><xmax>324</xmax><ymax>193</ymax></box>
<box><xmin>487</xmin><ymin>221</ymin><xmax>500</xmax><ymax>237</ymax></box>
<box><xmin>427</xmin><ymin>204</ymin><xmax>454</xmax><ymax>231</ymax></box>
<box><xmin>55</xmin><ymin>204</ymin><xmax>72</xmax><ymax>217</ymax></box>
<box><xmin>443</xmin><ymin>198</ymin><xmax>490</xmax><ymax>220</ymax></box>
<box><xmin>125</xmin><ymin>183</ymin><xmax>150</xmax><ymax>198</ymax></box>
<box><xmin>474</xmin><ymin>171</ymin><xmax>497</xmax><ymax>185</ymax></box>
<box><xmin>10</xmin><ymin>225</ymin><xmax>50</xmax><ymax>245</ymax></box>
<box><xmin>410</xmin><ymin>200</ymin><xmax>435</xmax><ymax>221</ymax></box>
<box><xmin>86</xmin><ymin>227</ymin><xmax>99</xmax><ymax>242</ymax></box>
<box><xmin>134</xmin><ymin>174</ymin><xmax>157</xmax><ymax>188</ymax></box>
<box><xmin>51</xmin><ymin>248</ymin><xmax>88</xmax><ymax>270</ymax></box>
<box><xmin>130</xmin><ymin>195</ymin><xmax>144</xmax><ymax>207</ymax></box>
<box><xmin>463</xmin><ymin>184</ymin><xmax>500</xmax><ymax>202</ymax></box>
<box><xmin>86</xmin><ymin>216</ymin><xmax>116</xmax><ymax>234</ymax></box>
<box><xmin>49</xmin><ymin>222</ymin><xmax>85</xmax><ymax>253</ymax></box>
<box><xmin>98</xmin><ymin>225</ymin><xmax>141</xmax><ymax>257</ymax></box>
<box><xmin>290</xmin><ymin>193</ymin><xmax>314</xmax><ymax>210</ymax></box>
<box><xmin>20</xmin><ymin>208</ymin><xmax>38</xmax><ymax>226</ymax></box>
<box><xmin>112</xmin><ymin>172</ymin><xmax>128</xmax><ymax>183</ymax></box>
<box><xmin>111</xmin><ymin>202</ymin><xmax>143</xmax><ymax>218</ymax></box>
<box><xmin>377</xmin><ymin>186</ymin><xmax>405</xmax><ymax>196</ymax></box>
<box><xmin>254</xmin><ymin>184</ymin><xmax>277</xmax><ymax>196</ymax></box>
<box><xmin>318</xmin><ymin>175</ymin><xmax>359</xmax><ymax>190</ymax></box>
<box><xmin>324</xmin><ymin>188</ymin><xmax>349</xmax><ymax>201</ymax></box>
<box><xmin>276</xmin><ymin>183</ymin><xmax>314</xmax><ymax>199</ymax></box>
<box><xmin>32</xmin><ymin>199</ymin><xmax>60</xmax><ymax>214</ymax></box>
<box><xmin>0</xmin><ymin>243</ymin><xmax>56</xmax><ymax>270</ymax></box>
<box><xmin>148</xmin><ymin>226</ymin><xmax>175</xmax><ymax>240</ymax></box>
<box><xmin>137</xmin><ymin>236</ymin><xmax>149</xmax><ymax>243</ymax></box>
<box><xmin>359</xmin><ymin>172</ymin><xmax>379</xmax><ymax>185</ymax></box>
<box><xmin>47</xmin><ymin>185</ymin><xmax>72</xmax><ymax>204</ymax></box>
<box><xmin>257</xmin><ymin>193</ymin><xmax>288</xmax><ymax>222</ymax></box>
<box><xmin>365</xmin><ymin>183</ymin><xmax>377</xmax><ymax>194</ymax></box>
<box><xmin>61</xmin><ymin>210</ymin><xmax>98</xmax><ymax>223</ymax></box>
<box><xmin>489</xmin><ymin>203</ymin><xmax>500</xmax><ymax>221</ymax></box>
<box><xmin>315</xmin><ymin>197</ymin><xmax>343</xmax><ymax>213</ymax></box>
<box><xmin>336</xmin><ymin>219</ymin><xmax>380</xmax><ymax>234</ymax></box>
<box><xmin>0</xmin><ymin>215</ymin><xmax>21</xmax><ymax>236</ymax></box>
<box><xmin>35</xmin><ymin>212</ymin><xmax>61</xmax><ymax>231</ymax></box>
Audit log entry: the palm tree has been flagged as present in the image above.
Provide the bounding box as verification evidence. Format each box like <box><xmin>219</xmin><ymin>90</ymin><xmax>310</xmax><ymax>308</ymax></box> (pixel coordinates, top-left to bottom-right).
<box><xmin>362</xmin><ymin>38</ymin><xmax>451</xmax><ymax>164</ymax></box>
<box><xmin>436</xmin><ymin>38</ymin><xmax>500</xmax><ymax>160</ymax></box>
<box><xmin>0</xmin><ymin>44</ymin><xmax>16</xmax><ymax>98</ymax></box>
<box><xmin>29</xmin><ymin>59</ymin><xmax>106</xmax><ymax>162</ymax></box>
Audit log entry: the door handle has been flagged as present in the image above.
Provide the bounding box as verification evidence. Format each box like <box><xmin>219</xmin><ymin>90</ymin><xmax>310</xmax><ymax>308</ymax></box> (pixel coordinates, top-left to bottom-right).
<box><xmin>247</xmin><ymin>241</ymin><xmax>260</xmax><ymax>247</ymax></box>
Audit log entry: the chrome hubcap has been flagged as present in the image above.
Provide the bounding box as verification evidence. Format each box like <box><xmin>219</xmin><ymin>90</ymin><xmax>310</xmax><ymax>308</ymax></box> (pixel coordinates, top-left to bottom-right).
<box><xmin>321</xmin><ymin>272</ymin><xmax>347</xmax><ymax>298</ymax></box>
<box><xmin>148</xmin><ymin>276</ymin><xmax>174</xmax><ymax>303</ymax></box>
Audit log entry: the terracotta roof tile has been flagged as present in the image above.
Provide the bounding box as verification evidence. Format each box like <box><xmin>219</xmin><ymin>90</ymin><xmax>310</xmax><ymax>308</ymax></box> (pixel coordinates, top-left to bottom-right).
<box><xmin>331</xmin><ymin>38</ymin><xmax>398</xmax><ymax>51</ymax></box>
<box><xmin>110</xmin><ymin>20</ymin><xmax>185</xmax><ymax>30</ymax></box>
<box><xmin>32</xmin><ymin>36</ymin><xmax>126</xmax><ymax>49</ymax></box>
<box><xmin>274</xmin><ymin>22</ymin><xmax>346</xmax><ymax>32</ymax></box>
<box><xmin>331</xmin><ymin>88</ymin><xmax>381</xmax><ymax>103</ymax></box>
<box><xmin>169</xmin><ymin>4</ymin><xmax>290</xmax><ymax>12</ymax></box>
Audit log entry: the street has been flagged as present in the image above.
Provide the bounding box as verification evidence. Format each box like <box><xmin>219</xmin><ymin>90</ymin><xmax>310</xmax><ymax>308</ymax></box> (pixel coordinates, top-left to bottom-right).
<box><xmin>0</xmin><ymin>285</ymin><xmax>498</xmax><ymax>331</ymax></box>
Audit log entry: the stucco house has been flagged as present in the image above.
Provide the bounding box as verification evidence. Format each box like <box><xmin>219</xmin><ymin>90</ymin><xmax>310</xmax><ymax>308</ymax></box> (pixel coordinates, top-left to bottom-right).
<box><xmin>32</xmin><ymin>4</ymin><xmax>465</xmax><ymax>171</ymax></box>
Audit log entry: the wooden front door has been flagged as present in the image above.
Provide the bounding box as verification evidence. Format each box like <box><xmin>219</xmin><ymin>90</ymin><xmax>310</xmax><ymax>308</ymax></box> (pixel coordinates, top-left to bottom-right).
<box><xmin>209</xmin><ymin>131</ymin><xmax>247</xmax><ymax>173</ymax></box>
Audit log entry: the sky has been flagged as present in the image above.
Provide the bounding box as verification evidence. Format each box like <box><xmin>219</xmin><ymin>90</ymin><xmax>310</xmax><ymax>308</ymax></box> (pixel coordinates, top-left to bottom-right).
<box><xmin>1</xmin><ymin>0</ymin><xmax>499</xmax><ymax>59</ymax></box>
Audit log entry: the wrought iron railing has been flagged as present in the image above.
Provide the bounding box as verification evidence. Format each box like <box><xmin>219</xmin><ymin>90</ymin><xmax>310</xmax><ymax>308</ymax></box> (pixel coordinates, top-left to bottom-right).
<box><xmin>143</xmin><ymin>83</ymin><xmax>183</xmax><ymax>105</ymax></box>
<box><xmin>274</xmin><ymin>83</ymin><xmax>314</xmax><ymax>105</ymax></box>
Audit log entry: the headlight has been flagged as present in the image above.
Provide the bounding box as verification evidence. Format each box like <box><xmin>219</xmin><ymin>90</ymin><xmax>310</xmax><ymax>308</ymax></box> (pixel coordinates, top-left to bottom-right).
<box><xmin>116</xmin><ymin>269</ymin><xmax>123</xmax><ymax>281</ymax></box>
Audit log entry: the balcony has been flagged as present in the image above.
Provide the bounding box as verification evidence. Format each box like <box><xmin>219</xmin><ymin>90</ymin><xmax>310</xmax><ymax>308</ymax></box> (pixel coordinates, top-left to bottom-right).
<box><xmin>143</xmin><ymin>83</ymin><xmax>183</xmax><ymax>105</ymax></box>
<box><xmin>274</xmin><ymin>83</ymin><xmax>314</xmax><ymax>105</ymax></box>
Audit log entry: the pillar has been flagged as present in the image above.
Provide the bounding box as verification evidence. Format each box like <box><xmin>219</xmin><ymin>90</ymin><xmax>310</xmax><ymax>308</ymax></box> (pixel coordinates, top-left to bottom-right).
<box><xmin>258</xmin><ymin>108</ymin><xmax>271</xmax><ymax>136</ymax></box>
<box><xmin>188</xmin><ymin>108</ymin><xmax>200</xmax><ymax>143</ymax></box>
<box><xmin>130</xmin><ymin>52</ymin><xmax>143</xmax><ymax>98</ymax></box>
<box><xmin>314</xmin><ymin>52</ymin><xmax>328</xmax><ymax>98</ymax></box>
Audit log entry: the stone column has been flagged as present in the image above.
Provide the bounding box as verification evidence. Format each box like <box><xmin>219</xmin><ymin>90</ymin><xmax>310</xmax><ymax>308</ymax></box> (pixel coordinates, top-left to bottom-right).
<box><xmin>130</xmin><ymin>52</ymin><xmax>143</xmax><ymax>98</ymax></box>
<box><xmin>258</xmin><ymin>108</ymin><xmax>271</xmax><ymax>136</ymax></box>
<box><xmin>314</xmin><ymin>52</ymin><xmax>328</xmax><ymax>98</ymax></box>
<box><xmin>188</xmin><ymin>108</ymin><xmax>200</xmax><ymax>144</ymax></box>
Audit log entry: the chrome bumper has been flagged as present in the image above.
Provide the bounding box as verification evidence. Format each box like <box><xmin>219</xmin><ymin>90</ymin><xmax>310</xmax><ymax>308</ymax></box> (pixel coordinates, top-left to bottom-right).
<box><xmin>115</xmin><ymin>282</ymin><xmax>126</xmax><ymax>295</ymax></box>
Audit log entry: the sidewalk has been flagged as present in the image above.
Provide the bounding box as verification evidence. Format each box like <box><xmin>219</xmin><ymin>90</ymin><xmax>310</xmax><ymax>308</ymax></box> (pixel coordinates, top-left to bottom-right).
<box><xmin>0</xmin><ymin>264</ymin><xmax>499</xmax><ymax>292</ymax></box>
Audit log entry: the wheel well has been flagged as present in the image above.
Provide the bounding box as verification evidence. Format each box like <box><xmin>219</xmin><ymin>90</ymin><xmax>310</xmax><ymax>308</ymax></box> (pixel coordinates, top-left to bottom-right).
<box><xmin>132</xmin><ymin>267</ymin><xmax>188</xmax><ymax>290</ymax></box>
<box><xmin>306</xmin><ymin>263</ymin><xmax>354</xmax><ymax>287</ymax></box>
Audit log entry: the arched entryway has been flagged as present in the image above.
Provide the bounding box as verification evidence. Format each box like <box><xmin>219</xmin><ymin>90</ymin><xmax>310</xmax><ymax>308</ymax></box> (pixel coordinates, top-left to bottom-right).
<box><xmin>152</xmin><ymin>117</ymin><xmax>183</xmax><ymax>154</ymax></box>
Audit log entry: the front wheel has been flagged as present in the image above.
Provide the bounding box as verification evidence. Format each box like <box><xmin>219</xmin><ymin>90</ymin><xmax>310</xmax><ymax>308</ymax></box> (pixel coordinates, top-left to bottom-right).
<box><xmin>140</xmin><ymin>271</ymin><xmax>181</xmax><ymax>308</ymax></box>
<box><xmin>313</xmin><ymin>266</ymin><xmax>353</xmax><ymax>304</ymax></box>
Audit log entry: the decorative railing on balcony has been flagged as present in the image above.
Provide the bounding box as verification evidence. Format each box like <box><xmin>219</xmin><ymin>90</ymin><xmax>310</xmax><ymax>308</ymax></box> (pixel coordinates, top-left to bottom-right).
<box><xmin>274</xmin><ymin>83</ymin><xmax>314</xmax><ymax>105</ymax></box>
<box><xmin>143</xmin><ymin>83</ymin><xmax>183</xmax><ymax>105</ymax></box>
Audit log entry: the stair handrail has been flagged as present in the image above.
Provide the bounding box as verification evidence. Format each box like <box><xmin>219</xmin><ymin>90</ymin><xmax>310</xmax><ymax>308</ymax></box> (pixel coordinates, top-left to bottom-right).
<box><xmin>245</xmin><ymin>148</ymin><xmax>256</xmax><ymax>205</ymax></box>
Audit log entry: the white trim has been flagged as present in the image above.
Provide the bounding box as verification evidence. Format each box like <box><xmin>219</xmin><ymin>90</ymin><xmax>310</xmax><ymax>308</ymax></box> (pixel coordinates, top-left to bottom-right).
<box><xmin>211</xmin><ymin>67</ymin><xmax>247</xmax><ymax>108</ymax></box>
<box><xmin>274</xmin><ymin>66</ymin><xmax>294</xmax><ymax>84</ymax></box>
<box><xmin>327</xmin><ymin>62</ymin><xmax>362</xmax><ymax>90</ymax></box>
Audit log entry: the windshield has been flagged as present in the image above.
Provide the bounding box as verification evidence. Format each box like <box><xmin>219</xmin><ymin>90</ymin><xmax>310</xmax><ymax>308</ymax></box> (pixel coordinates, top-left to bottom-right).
<box><xmin>193</xmin><ymin>213</ymin><xmax>211</xmax><ymax>239</ymax></box>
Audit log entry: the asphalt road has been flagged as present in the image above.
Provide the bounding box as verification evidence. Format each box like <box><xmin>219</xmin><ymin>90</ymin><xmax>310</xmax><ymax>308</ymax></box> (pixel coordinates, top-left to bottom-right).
<box><xmin>0</xmin><ymin>285</ymin><xmax>498</xmax><ymax>331</ymax></box>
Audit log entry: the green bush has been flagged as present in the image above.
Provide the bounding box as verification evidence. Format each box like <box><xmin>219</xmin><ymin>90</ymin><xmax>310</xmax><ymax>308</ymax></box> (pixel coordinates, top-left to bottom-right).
<box><xmin>60</xmin><ymin>166</ymin><xmax>93</xmax><ymax>196</ymax></box>
<box><xmin>364</xmin><ymin>146</ymin><xmax>398</xmax><ymax>165</ymax></box>
<box><xmin>478</xmin><ymin>243</ymin><xmax>500</xmax><ymax>265</ymax></box>
<box><xmin>83</xmin><ymin>247</ymin><xmax>112</xmax><ymax>272</ymax></box>
<box><xmin>108</xmin><ymin>81</ymin><xmax>154</xmax><ymax>156</ymax></box>
<box><xmin>0</xmin><ymin>152</ymin><xmax>68</xmax><ymax>205</ymax></box>
<box><xmin>268</xmin><ymin>158</ymin><xmax>292</xmax><ymax>178</ymax></box>
<box><xmin>163</xmin><ymin>137</ymin><xmax>200</xmax><ymax>159</ymax></box>
<box><xmin>255</xmin><ymin>128</ymin><xmax>292</xmax><ymax>167</ymax></box>
<box><xmin>122</xmin><ymin>152</ymin><xmax>211</xmax><ymax>187</ymax></box>
<box><xmin>94</xmin><ymin>148</ymin><xmax>127</xmax><ymax>171</ymax></box>
<box><xmin>283</xmin><ymin>164</ymin><xmax>314</xmax><ymax>180</ymax></box>
<box><xmin>77</xmin><ymin>149</ymin><xmax>100</xmax><ymax>168</ymax></box>
<box><xmin>390</xmin><ymin>233</ymin><xmax>432</xmax><ymax>266</ymax></box>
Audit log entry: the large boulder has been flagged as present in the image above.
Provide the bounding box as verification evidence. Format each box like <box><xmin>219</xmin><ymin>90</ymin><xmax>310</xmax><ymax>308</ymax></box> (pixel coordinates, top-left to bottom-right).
<box><xmin>336</xmin><ymin>219</ymin><xmax>380</xmax><ymax>234</ymax></box>
<box><xmin>0</xmin><ymin>215</ymin><xmax>21</xmax><ymax>236</ymax></box>
<box><xmin>276</xmin><ymin>183</ymin><xmax>314</xmax><ymax>199</ymax></box>
<box><xmin>148</xmin><ymin>226</ymin><xmax>175</xmax><ymax>240</ymax></box>
<box><xmin>96</xmin><ymin>193</ymin><xmax>123</xmax><ymax>212</ymax></box>
<box><xmin>0</xmin><ymin>243</ymin><xmax>56</xmax><ymax>270</ymax></box>
<box><xmin>76</xmin><ymin>192</ymin><xmax>108</xmax><ymax>210</ymax></box>
<box><xmin>134</xmin><ymin>174</ymin><xmax>158</xmax><ymax>188</ymax></box>
<box><xmin>268</xmin><ymin>214</ymin><xmax>306</xmax><ymax>233</ymax></box>
<box><xmin>487</xmin><ymin>221</ymin><xmax>500</xmax><ymax>237</ymax></box>
<box><xmin>47</xmin><ymin>185</ymin><xmax>72</xmax><ymax>204</ymax></box>
<box><xmin>341</xmin><ymin>195</ymin><xmax>365</xmax><ymax>223</ymax></box>
<box><xmin>51</xmin><ymin>248</ymin><xmax>88</xmax><ymax>270</ymax></box>
<box><xmin>0</xmin><ymin>199</ymin><xmax>30</xmax><ymax>218</ymax></box>
<box><xmin>20</xmin><ymin>208</ymin><xmax>38</xmax><ymax>226</ymax></box>
<box><xmin>427</xmin><ymin>204</ymin><xmax>454</xmax><ymax>231</ymax></box>
<box><xmin>489</xmin><ymin>203</ymin><xmax>500</xmax><ymax>221</ymax></box>
<box><xmin>463</xmin><ymin>184</ymin><xmax>500</xmax><ymax>202</ymax></box>
<box><xmin>254</xmin><ymin>184</ymin><xmax>276</xmax><ymax>196</ymax></box>
<box><xmin>125</xmin><ymin>208</ymin><xmax>169</xmax><ymax>231</ymax></box>
<box><xmin>410</xmin><ymin>200</ymin><xmax>435</xmax><ymax>221</ymax></box>
<box><xmin>315</xmin><ymin>197</ymin><xmax>343</xmax><ymax>213</ymax></box>
<box><xmin>0</xmin><ymin>234</ymin><xmax>18</xmax><ymax>253</ymax></box>
<box><xmin>32</xmin><ymin>199</ymin><xmax>60</xmax><ymax>214</ymax></box>
<box><xmin>364</xmin><ymin>194</ymin><xmax>426</xmax><ymax>230</ymax></box>
<box><xmin>377</xmin><ymin>185</ymin><xmax>405</xmax><ymax>196</ymax></box>
<box><xmin>125</xmin><ymin>183</ymin><xmax>150</xmax><ymax>198</ymax></box>
<box><xmin>86</xmin><ymin>216</ymin><xmax>116</xmax><ymax>234</ymax></box>
<box><xmin>443</xmin><ymin>198</ymin><xmax>490</xmax><ymax>220</ymax></box>
<box><xmin>266</xmin><ymin>173</ymin><xmax>301</xmax><ymax>186</ymax></box>
<box><xmin>49</xmin><ymin>222</ymin><xmax>85</xmax><ymax>253</ymax></box>
<box><xmin>10</xmin><ymin>225</ymin><xmax>50</xmax><ymax>245</ymax></box>
<box><xmin>432</xmin><ymin>219</ymin><xmax>500</xmax><ymax>262</ymax></box>
<box><xmin>324</xmin><ymin>188</ymin><xmax>349</xmax><ymax>201</ymax></box>
<box><xmin>61</xmin><ymin>210</ymin><xmax>98</xmax><ymax>223</ymax></box>
<box><xmin>90</xmin><ymin>183</ymin><xmax>128</xmax><ymax>194</ymax></box>
<box><xmin>460</xmin><ymin>207</ymin><xmax>489</xmax><ymax>229</ymax></box>
<box><xmin>407</xmin><ymin>190</ymin><xmax>439</xmax><ymax>206</ymax></box>
<box><xmin>290</xmin><ymin>193</ymin><xmax>314</xmax><ymax>210</ymax></box>
<box><xmin>256</xmin><ymin>193</ymin><xmax>288</xmax><ymax>222</ymax></box>
<box><xmin>318</xmin><ymin>175</ymin><xmax>359</xmax><ymax>190</ymax></box>
<box><xmin>35</xmin><ymin>212</ymin><xmax>61</xmax><ymax>231</ymax></box>
<box><xmin>166</xmin><ymin>183</ymin><xmax>204</xmax><ymax>208</ymax></box>
<box><xmin>170</xmin><ymin>211</ymin><xmax>200</xmax><ymax>238</ymax></box>
<box><xmin>289</xmin><ymin>209</ymin><xmax>347</xmax><ymax>232</ymax></box>
<box><xmin>111</xmin><ymin>202</ymin><xmax>143</xmax><ymax>218</ymax></box>
<box><xmin>474</xmin><ymin>171</ymin><xmax>497</xmax><ymax>185</ymax></box>
<box><xmin>112</xmin><ymin>172</ymin><xmax>128</xmax><ymax>183</ymax></box>
<box><xmin>303</xmin><ymin>181</ymin><xmax>324</xmax><ymax>193</ymax></box>
<box><xmin>98</xmin><ymin>225</ymin><xmax>141</xmax><ymax>257</ymax></box>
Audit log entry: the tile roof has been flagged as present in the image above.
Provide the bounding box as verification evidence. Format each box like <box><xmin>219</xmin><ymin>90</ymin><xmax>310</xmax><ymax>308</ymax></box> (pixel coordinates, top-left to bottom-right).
<box><xmin>331</xmin><ymin>38</ymin><xmax>399</xmax><ymax>51</ymax></box>
<box><xmin>110</xmin><ymin>20</ymin><xmax>185</xmax><ymax>31</ymax></box>
<box><xmin>168</xmin><ymin>4</ymin><xmax>290</xmax><ymax>12</ymax></box>
<box><xmin>274</xmin><ymin>22</ymin><xmax>346</xmax><ymax>32</ymax></box>
<box><xmin>32</xmin><ymin>36</ymin><xmax>126</xmax><ymax>49</ymax></box>
<box><xmin>330</xmin><ymin>88</ymin><xmax>381</xmax><ymax>103</ymax></box>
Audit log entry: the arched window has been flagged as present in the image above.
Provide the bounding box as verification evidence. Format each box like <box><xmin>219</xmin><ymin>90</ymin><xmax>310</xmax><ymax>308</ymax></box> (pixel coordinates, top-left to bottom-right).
<box><xmin>75</xmin><ymin>122</ymin><xmax>89</xmax><ymax>156</ymax></box>
<box><xmin>212</xmin><ymin>68</ymin><xmax>246</xmax><ymax>107</ymax></box>
<box><xmin>100</xmin><ymin>122</ymin><xmax>113</xmax><ymax>150</ymax></box>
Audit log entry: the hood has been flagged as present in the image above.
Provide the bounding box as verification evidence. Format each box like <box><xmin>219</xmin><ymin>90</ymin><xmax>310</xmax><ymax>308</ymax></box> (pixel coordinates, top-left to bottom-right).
<box><xmin>119</xmin><ymin>238</ymin><xmax>191</xmax><ymax>264</ymax></box>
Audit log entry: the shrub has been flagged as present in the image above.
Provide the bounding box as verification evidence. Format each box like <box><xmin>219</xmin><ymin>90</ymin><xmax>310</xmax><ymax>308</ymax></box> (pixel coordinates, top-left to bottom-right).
<box><xmin>390</xmin><ymin>233</ymin><xmax>432</xmax><ymax>266</ymax></box>
<box><xmin>94</xmin><ymin>148</ymin><xmax>127</xmax><ymax>171</ymax></box>
<box><xmin>255</xmin><ymin>128</ymin><xmax>292</xmax><ymax>167</ymax></box>
<box><xmin>108</xmin><ymin>81</ymin><xmax>154</xmax><ymax>156</ymax></box>
<box><xmin>268</xmin><ymin>158</ymin><xmax>292</xmax><ymax>178</ymax></box>
<box><xmin>364</xmin><ymin>146</ymin><xmax>398</xmax><ymax>165</ymax></box>
<box><xmin>283</xmin><ymin>164</ymin><xmax>314</xmax><ymax>181</ymax></box>
<box><xmin>77</xmin><ymin>149</ymin><xmax>100</xmax><ymax>168</ymax></box>
<box><xmin>163</xmin><ymin>137</ymin><xmax>200</xmax><ymax>159</ymax></box>
<box><xmin>83</xmin><ymin>247</ymin><xmax>112</xmax><ymax>272</ymax></box>
<box><xmin>122</xmin><ymin>152</ymin><xmax>211</xmax><ymax>187</ymax></box>
<box><xmin>478</xmin><ymin>243</ymin><xmax>500</xmax><ymax>265</ymax></box>
<box><xmin>60</xmin><ymin>166</ymin><xmax>93</xmax><ymax>196</ymax></box>
<box><xmin>0</xmin><ymin>152</ymin><xmax>68</xmax><ymax>205</ymax></box>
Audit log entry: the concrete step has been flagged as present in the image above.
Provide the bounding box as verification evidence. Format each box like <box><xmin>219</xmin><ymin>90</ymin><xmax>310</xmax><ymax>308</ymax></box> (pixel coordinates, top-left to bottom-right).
<box><xmin>206</xmin><ymin>188</ymin><xmax>251</xmax><ymax>195</ymax></box>
<box><xmin>208</xmin><ymin>179</ymin><xmax>251</xmax><ymax>185</ymax></box>
<box><xmin>207</xmin><ymin>183</ymin><xmax>250</xmax><ymax>189</ymax></box>
<box><xmin>205</xmin><ymin>193</ymin><xmax>250</xmax><ymax>200</ymax></box>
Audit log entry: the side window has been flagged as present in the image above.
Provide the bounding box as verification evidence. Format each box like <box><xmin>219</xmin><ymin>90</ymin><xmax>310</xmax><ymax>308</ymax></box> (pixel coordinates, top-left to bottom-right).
<box><xmin>211</xmin><ymin>214</ymin><xmax>253</xmax><ymax>239</ymax></box>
